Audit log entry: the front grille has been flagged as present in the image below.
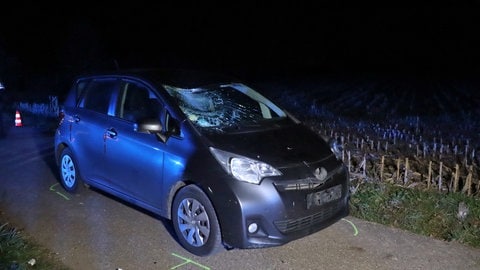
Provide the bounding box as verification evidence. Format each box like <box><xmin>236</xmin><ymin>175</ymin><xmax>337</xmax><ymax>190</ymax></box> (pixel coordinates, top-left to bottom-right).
<box><xmin>273</xmin><ymin>203</ymin><xmax>341</xmax><ymax>234</ymax></box>
<box><xmin>274</xmin><ymin>165</ymin><xmax>345</xmax><ymax>191</ymax></box>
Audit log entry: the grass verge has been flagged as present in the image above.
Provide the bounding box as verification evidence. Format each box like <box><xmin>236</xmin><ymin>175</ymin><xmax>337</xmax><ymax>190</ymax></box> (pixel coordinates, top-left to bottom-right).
<box><xmin>0</xmin><ymin>222</ymin><xmax>69</xmax><ymax>270</ymax></box>
<box><xmin>349</xmin><ymin>181</ymin><xmax>480</xmax><ymax>248</ymax></box>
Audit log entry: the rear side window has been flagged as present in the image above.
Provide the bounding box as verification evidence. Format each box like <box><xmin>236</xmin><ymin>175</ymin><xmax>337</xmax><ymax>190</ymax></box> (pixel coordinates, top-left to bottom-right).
<box><xmin>79</xmin><ymin>79</ymin><xmax>117</xmax><ymax>114</ymax></box>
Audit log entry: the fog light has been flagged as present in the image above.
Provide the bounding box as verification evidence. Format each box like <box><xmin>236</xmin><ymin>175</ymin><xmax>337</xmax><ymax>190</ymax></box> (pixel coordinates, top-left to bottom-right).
<box><xmin>248</xmin><ymin>222</ymin><xmax>258</xmax><ymax>233</ymax></box>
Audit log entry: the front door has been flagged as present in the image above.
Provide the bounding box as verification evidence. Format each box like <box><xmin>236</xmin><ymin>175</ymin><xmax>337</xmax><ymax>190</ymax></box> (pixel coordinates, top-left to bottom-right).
<box><xmin>102</xmin><ymin>80</ymin><xmax>166</xmax><ymax>209</ymax></box>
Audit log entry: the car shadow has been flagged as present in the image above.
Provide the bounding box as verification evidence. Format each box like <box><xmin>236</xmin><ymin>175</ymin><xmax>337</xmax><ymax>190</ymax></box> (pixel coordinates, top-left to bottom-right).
<box><xmin>87</xmin><ymin>185</ymin><xmax>179</xmax><ymax>242</ymax></box>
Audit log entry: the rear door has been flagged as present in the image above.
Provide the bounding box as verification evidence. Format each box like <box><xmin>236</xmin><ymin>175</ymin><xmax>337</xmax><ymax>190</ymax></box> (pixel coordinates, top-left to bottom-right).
<box><xmin>71</xmin><ymin>77</ymin><xmax>119</xmax><ymax>187</ymax></box>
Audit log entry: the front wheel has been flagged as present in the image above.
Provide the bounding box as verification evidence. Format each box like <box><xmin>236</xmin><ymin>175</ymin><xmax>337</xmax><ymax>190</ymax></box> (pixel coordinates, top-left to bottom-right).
<box><xmin>172</xmin><ymin>185</ymin><xmax>224</xmax><ymax>256</ymax></box>
<box><xmin>58</xmin><ymin>148</ymin><xmax>83</xmax><ymax>193</ymax></box>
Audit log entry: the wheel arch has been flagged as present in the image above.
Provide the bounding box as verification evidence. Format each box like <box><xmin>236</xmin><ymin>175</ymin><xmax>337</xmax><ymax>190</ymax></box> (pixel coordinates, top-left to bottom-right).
<box><xmin>55</xmin><ymin>143</ymin><xmax>68</xmax><ymax>166</ymax></box>
<box><xmin>166</xmin><ymin>181</ymin><xmax>220</xmax><ymax>222</ymax></box>
<box><xmin>165</xmin><ymin>180</ymin><xmax>188</xmax><ymax>220</ymax></box>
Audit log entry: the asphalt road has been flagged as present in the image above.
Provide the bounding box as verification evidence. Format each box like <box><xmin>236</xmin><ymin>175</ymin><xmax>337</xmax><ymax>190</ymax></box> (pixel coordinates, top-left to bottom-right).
<box><xmin>1</xmin><ymin>124</ymin><xmax>479</xmax><ymax>270</ymax></box>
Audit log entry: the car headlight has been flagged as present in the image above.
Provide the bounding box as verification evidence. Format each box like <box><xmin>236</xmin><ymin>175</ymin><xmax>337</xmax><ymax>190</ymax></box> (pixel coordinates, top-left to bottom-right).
<box><xmin>210</xmin><ymin>147</ymin><xmax>282</xmax><ymax>184</ymax></box>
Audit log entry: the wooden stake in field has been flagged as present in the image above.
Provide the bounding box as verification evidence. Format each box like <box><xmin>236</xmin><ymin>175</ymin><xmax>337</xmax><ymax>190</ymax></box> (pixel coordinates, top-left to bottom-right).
<box><xmin>453</xmin><ymin>164</ymin><xmax>459</xmax><ymax>192</ymax></box>
<box><xmin>427</xmin><ymin>161</ymin><xmax>432</xmax><ymax>189</ymax></box>
<box><xmin>397</xmin><ymin>158</ymin><xmax>401</xmax><ymax>183</ymax></box>
<box><xmin>404</xmin><ymin>158</ymin><xmax>409</xmax><ymax>185</ymax></box>
<box><xmin>380</xmin><ymin>156</ymin><xmax>384</xmax><ymax>181</ymax></box>
<box><xmin>362</xmin><ymin>155</ymin><xmax>366</xmax><ymax>178</ymax></box>
<box><xmin>347</xmin><ymin>151</ymin><xmax>351</xmax><ymax>173</ymax></box>
<box><xmin>462</xmin><ymin>165</ymin><xmax>473</xmax><ymax>196</ymax></box>
<box><xmin>439</xmin><ymin>162</ymin><xmax>443</xmax><ymax>191</ymax></box>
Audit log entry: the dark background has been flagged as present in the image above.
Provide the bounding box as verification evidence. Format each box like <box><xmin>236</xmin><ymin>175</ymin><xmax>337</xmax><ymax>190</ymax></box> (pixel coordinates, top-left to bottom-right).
<box><xmin>1</xmin><ymin>3</ymin><xmax>480</xmax><ymax>99</ymax></box>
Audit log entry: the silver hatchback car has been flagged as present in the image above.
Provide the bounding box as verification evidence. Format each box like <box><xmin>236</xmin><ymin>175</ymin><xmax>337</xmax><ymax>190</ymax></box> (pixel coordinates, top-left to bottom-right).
<box><xmin>54</xmin><ymin>68</ymin><xmax>350</xmax><ymax>256</ymax></box>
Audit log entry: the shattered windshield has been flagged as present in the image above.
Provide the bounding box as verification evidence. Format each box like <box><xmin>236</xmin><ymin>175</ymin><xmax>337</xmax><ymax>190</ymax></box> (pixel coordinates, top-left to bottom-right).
<box><xmin>164</xmin><ymin>83</ymin><xmax>286</xmax><ymax>131</ymax></box>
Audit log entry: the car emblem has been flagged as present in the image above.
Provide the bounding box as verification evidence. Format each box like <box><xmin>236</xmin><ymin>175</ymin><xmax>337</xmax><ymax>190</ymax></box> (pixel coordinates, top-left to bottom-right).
<box><xmin>313</xmin><ymin>167</ymin><xmax>328</xmax><ymax>182</ymax></box>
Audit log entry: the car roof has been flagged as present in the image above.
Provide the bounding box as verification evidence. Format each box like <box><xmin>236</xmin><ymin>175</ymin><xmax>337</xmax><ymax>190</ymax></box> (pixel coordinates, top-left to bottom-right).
<box><xmin>77</xmin><ymin>68</ymin><xmax>242</xmax><ymax>89</ymax></box>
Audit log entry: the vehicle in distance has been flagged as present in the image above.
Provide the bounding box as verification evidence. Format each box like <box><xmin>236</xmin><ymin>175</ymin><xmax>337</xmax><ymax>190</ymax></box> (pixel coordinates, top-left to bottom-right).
<box><xmin>54</xmin><ymin>68</ymin><xmax>350</xmax><ymax>256</ymax></box>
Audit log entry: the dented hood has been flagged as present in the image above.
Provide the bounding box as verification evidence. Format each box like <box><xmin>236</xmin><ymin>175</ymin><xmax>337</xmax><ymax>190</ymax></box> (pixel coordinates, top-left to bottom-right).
<box><xmin>202</xmin><ymin>123</ymin><xmax>334</xmax><ymax>167</ymax></box>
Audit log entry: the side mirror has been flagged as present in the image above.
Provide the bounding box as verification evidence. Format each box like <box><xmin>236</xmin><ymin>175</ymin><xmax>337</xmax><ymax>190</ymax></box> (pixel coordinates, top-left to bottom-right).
<box><xmin>135</xmin><ymin>118</ymin><xmax>178</xmax><ymax>142</ymax></box>
<box><xmin>136</xmin><ymin>118</ymin><xmax>168</xmax><ymax>142</ymax></box>
<box><xmin>137</xmin><ymin>118</ymin><xmax>162</xmax><ymax>133</ymax></box>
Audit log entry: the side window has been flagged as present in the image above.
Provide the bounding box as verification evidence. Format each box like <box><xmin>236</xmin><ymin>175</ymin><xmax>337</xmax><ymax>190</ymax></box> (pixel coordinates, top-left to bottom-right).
<box><xmin>118</xmin><ymin>81</ymin><xmax>161</xmax><ymax>122</ymax></box>
<box><xmin>165</xmin><ymin>111</ymin><xmax>180</xmax><ymax>136</ymax></box>
<box><xmin>80</xmin><ymin>79</ymin><xmax>117</xmax><ymax>114</ymax></box>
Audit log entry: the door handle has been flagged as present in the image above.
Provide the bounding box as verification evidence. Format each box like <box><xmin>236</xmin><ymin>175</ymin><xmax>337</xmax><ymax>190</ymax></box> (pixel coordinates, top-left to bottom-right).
<box><xmin>105</xmin><ymin>128</ymin><xmax>117</xmax><ymax>138</ymax></box>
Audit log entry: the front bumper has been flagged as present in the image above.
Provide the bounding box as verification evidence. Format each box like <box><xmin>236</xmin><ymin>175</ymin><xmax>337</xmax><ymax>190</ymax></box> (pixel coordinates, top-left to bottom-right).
<box><xmin>209</xmin><ymin>161</ymin><xmax>350</xmax><ymax>249</ymax></box>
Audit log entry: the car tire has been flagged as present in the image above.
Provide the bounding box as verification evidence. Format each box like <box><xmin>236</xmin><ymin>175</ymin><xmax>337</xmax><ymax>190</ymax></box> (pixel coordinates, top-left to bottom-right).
<box><xmin>59</xmin><ymin>148</ymin><xmax>83</xmax><ymax>193</ymax></box>
<box><xmin>172</xmin><ymin>185</ymin><xmax>224</xmax><ymax>256</ymax></box>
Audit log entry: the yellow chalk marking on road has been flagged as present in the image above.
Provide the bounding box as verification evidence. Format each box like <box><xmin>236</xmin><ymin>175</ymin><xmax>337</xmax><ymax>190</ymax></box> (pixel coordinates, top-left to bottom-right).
<box><xmin>49</xmin><ymin>183</ymin><xmax>70</xmax><ymax>200</ymax></box>
<box><xmin>342</xmin><ymin>218</ymin><xmax>359</xmax><ymax>236</ymax></box>
<box><xmin>171</xmin><ymin>253</ymin><xmax>210</xmax><ymax>270</ymax></box>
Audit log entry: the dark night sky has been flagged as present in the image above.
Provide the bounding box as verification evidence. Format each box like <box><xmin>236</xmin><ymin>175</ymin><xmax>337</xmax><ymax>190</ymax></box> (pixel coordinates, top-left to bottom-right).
<box><xmin>1</xmin><ymin>3</ymin><xmax>480</xmax><ymax>80</ymax></box>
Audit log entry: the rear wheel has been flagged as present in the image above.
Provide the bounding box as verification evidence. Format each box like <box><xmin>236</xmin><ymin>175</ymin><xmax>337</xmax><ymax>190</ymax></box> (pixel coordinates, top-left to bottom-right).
<box><xmin>59</xmin><ymin>148</ymin><xmax>83</xmax><ymax>193</ymax></box>
<box><xmin>172</xmin><ymin>185</ymin><xmax>223</xmax><ymax>256</ymax></box>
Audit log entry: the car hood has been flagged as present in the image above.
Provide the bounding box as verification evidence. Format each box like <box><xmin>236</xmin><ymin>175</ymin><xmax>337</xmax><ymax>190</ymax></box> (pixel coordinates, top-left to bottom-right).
<box><xmin>202</xmin><ymin>124</ymin><xmax>334</xmax><ymax>167</ymax></box>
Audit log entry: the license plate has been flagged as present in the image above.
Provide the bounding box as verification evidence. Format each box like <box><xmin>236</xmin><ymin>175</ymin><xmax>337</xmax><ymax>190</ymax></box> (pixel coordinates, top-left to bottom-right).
<box><xmin>306</xmin><ymin>184</ymin><xmax>342</xmax><ymax>209</ymax></box>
